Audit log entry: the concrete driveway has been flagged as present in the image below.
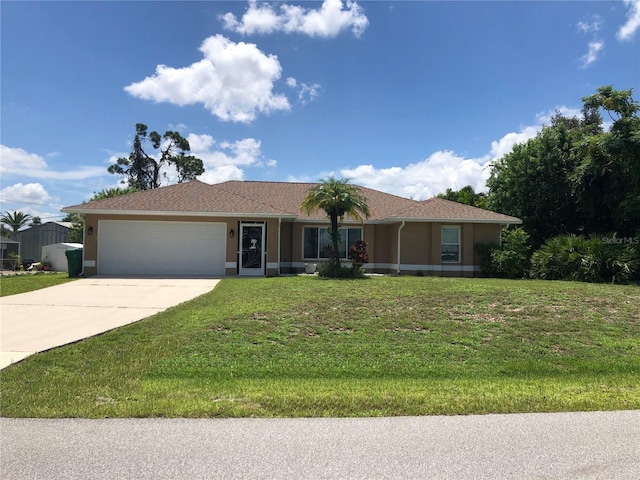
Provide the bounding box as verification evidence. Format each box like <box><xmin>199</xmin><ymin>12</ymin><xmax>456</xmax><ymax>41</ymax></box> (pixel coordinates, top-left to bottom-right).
<box><xmin>0</xmin><ymin>276</ymin><xmax>220</xmax><ymax>369</ymax></box>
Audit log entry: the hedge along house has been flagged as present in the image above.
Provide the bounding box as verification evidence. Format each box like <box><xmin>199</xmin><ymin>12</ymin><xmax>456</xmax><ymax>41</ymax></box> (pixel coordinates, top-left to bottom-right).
<box><xmin>61</xmin><ymin>180</ymin><xmax>521</xmax><ymax>277</ymax></box>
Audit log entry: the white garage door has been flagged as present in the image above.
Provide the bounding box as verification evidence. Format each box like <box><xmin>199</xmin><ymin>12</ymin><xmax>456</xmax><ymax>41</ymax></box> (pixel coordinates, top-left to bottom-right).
<box><xmin>98</xmin><ymin>220</ymin><xmax>226</xmax><ymax>276</ymax></box>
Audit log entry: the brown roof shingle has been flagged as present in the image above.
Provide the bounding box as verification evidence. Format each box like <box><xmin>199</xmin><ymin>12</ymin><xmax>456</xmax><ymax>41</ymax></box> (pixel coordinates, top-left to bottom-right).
<box><xmin>62</xmin><ymin>180</ymin><xmax>521</xmax><ymax>224</ymax></box>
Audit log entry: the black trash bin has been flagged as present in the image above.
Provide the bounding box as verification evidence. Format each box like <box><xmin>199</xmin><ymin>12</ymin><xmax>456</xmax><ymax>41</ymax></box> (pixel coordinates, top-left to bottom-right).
<box><xmin>65</xmin><ymin>248</ymin><xmax>83</xmax><ymax>278</ymax></box>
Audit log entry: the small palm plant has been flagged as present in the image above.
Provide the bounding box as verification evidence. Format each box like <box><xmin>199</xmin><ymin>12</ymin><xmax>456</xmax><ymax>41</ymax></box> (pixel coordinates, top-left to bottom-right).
<box><xmin>301</xmin><ymin>177</ymin><xmax>370</xmax><ymax>274</ymax></box>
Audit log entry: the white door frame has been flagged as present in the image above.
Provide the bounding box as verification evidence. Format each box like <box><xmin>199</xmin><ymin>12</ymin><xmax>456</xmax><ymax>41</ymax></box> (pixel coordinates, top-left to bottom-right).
<box><xmin>239</xmin><ymin>222</ymin><xmax>265</xmax><ymax>276</ymax></box>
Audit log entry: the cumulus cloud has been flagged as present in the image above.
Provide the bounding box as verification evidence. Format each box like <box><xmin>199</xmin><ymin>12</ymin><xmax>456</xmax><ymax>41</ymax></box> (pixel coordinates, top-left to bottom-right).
<box><xmin>199</xmin><ymin>165</ymin><xmax>246</xmax><ymax>185</ymax></box>
<box><xmin>306</xmin><ymin>122</ymin><xmax>544</xmax><ymax>201</ymax></box>
<box><xmin>618</xmin><ymin>0</ymin><xmax>640</xmax><ymax>40</ymax></box>
<box><xmin>0</xmin><ymin>145</ymin><xmax>104</xmax><ymax>180</ymax></box>
<box><xmin>177</xmin><ymin>133</ymin><xmax>274</xmax><ymax>185</ymax></box>
<box><xmin>220</xmin><ymin>0</ymin><xmax>369</xmax><ymax>38</ymax></box>
<box><xmin>580</xmin><ymin>40</ymin><xmax>604</xmax><ymax>68</ymax></box>
<box><xmin>124</xmin><ymin>35</ymin><xmax>290</xmax><ymax>123</ymax></box>
<box><xmin>0</xmin><ymin>183</ymin><xmax>52</xmax><ymax>206</ymax></box>
<box><xmin>341</xmin><ymin>152</ymin><xmax>492</xmax><ymax>200</ymax></box>
<box><xmin>489</xmin><ymin>126</ymin><xmax>540</xmax><ymax>160</ymax></box>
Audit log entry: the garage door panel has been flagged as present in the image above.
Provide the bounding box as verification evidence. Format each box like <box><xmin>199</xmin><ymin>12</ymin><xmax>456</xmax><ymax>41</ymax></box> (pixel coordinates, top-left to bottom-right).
<box><xmin>98</xmin><ymin>220</ymin><xmax>226</xmax><ymax>276</ymax></box>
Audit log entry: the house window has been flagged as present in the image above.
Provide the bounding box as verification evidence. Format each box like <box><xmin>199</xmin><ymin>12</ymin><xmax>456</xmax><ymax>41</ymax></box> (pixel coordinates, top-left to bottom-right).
<box><xmin>303</xmin><ymin>227</ymin><xmax>362</xmax><ymax>259</ymax></box>
<box><xmin>441</xmin><ymin>226</ymin><xmax>460</xmax><ymax>263</ymax></box>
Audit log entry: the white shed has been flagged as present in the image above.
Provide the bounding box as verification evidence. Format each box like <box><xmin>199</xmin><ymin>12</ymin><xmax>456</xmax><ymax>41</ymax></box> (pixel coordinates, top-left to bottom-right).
<box><xmin>41</xmin><ymin>243</ymin><xmax>83</xmax><ymax>272</ymax></box>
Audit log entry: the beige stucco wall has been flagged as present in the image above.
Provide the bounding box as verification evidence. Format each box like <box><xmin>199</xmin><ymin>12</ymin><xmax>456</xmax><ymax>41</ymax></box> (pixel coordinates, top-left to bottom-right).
<box><xmin>395</xmin><ymin>221</ymin><xmax>503</xmax><ymax>277</ymax></box>
<box><xmin>373</xmin><ymin>224</ymin><xmax>395</xmax><ymax>267</ymax></box>
<box><xmin>82</xmin><ymin>213</ymin><xmax>505</xmax><ymax>277</ymax></box>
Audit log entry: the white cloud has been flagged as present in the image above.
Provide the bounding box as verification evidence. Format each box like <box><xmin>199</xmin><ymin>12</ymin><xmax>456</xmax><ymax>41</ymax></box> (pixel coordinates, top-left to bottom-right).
<box><xmin>0</xmin><ymin>145</ymin><xmax>48</xmax><ymax>173</ymax></box>
<box><xmin>221</xmin><ymin>0</ymin><xmax>369</xmax><ymax>38</ymax></box>
<box><xmin>124</xmin><ymin>34</ymin><xmax>290</xmax><ymax>123</ymax></box>
<box><xmin>618</xmin><ymin>0</ymin><xmax>640</xmax><ymax>40</ymax></box>
<box><xmin>0</xmin><ymin>145</ymin><xmax>105</xmax><ymax>180</ymax></box>
<box><xmin>199</xmin><ymin>165</ymin><xmax>245</xmax><ymax>185</ymax></box>
<box><xmin>0</xmin><ymin>183</ymin><xmax>52</xmax><ymax>205</ymax></box>
<box><xmin>580</xmin><ymin>40</ymin><xmax>604</xmax><ymax>68</ymax></box>
<box><xmin>287</xmin><ymin>77</ymin><xmax>322</xmax><ymax>104</ymax></box>
<box><xmin>489</xmin><ymin>126</ymin><xmax>539</xmax><ymax>160</ymax></box>
<box><xmin>310</xmin><ymin>121</ymin><xmax>545</xmax><ymax>200</ymax></box>
<box><xmin>188</xmin><ymin>135</ymin><xmax>264</xmax><ymax>169</ymax></box>
<box><xmin>577</xmin><ymin>15</ymin><xmax>602</xmax><ymax>34</ymax></box>
<box><xmin>0</xmin><ymin>183</ymin><xmax>63</xmax><ymax>221</ymax></box>
<box><xmin>341</xmin><ymin>152</ymin><xmax>492</xmax><ymax>200</ymax></box>
<box><xmin>535</xmin><ymin>106</ymin><xmax>583</xmax><ymax>126</ymax></box>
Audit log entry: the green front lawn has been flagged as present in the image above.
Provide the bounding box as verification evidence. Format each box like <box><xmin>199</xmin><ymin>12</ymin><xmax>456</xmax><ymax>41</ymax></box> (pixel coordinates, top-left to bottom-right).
<box><xmin>0</xmin><ymin>272</ymin><xmax>76</xmax><ymax>297</ymax></box>
<box><xmin>1</xmin><ymin>276</ymin><xmax>638</xmax><ymax>417</ymax></box>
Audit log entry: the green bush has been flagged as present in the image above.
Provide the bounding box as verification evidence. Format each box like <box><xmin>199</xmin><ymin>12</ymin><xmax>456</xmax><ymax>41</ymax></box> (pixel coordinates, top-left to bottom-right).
<box><xmin>530</xmin><ymin>234</ymin><xmax>639</xmax><ymax>284</ymax></box>
<box><xmin>477</xmin><ymin>227</ymin><xmax>531</xmax><ymax>279</ymax></box>
<box><xmin>317</xmin><ymin>260</ymin><xmax>367</xmax><ymax>279</ymax></box>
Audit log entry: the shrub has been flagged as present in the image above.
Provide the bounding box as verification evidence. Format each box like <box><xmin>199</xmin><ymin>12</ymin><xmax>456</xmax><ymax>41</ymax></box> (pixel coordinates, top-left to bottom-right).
<box><xmin>348</xmin><ymin>240</ymin><xmax>369</xmax><ymax>269</ymax></box>
<box><xmin>476</xmin><ymin>227</ymin><xmax>531</xmax><ymax>278</ymax></box>
<box><xmin>317</xmin><ymin>260</ymin><xmax>367</xmax><ymax>279</ymax></box>
<box><xmin>530</xmin><ymin>233</ymin><xmax>639</xmax><ymax>284</ymax></box>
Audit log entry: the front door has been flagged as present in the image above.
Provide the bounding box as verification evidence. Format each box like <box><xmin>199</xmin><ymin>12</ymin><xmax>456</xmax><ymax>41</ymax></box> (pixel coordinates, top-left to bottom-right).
<box><xmin>239</xmin><ymin>223</ymin><xmax>265</xmax><ymax>276</ymax></box>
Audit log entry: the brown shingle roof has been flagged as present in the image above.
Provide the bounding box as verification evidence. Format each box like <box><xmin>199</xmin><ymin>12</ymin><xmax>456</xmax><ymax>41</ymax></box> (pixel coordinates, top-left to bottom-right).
<box><xmin>62</xmin><ymin>180</ymin><xmax>521</xmax><ymax>224</ymax></box>
<box><xmin>391</xmin><ymin>197</ymin><xmax>521</xmax><ymax>223</ymax></box>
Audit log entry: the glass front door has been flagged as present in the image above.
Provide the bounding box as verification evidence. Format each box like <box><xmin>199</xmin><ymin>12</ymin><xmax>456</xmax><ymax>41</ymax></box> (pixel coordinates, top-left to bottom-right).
<box><xmin>239</xmin><ymin>223</ymin><xmax>265</xmax><ymax>275</ymax></box>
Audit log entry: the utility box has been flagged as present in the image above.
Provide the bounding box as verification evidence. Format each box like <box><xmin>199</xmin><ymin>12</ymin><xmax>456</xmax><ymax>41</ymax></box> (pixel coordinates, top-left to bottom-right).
<box><xmin>65</xmin><ymin>248</ymin><xmax>83</xmax><ymax>278</ymax></box>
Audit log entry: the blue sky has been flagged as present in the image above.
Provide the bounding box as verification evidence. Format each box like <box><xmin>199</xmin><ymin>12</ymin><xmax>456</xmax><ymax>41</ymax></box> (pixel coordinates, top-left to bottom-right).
<box><xmin>1</xmin><ymin>0</ymin><xmax>639</xmax><ymax>223</ymax></box>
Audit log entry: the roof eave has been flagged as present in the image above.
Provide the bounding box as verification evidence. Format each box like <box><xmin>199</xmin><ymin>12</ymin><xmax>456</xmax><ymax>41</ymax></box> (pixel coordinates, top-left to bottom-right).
<box><xmin>60</xmin><ymin>208</ymin><xmax>298</xmax><ymax>219</ymax></box>
<box><xmin>378</xmin><ymin>217</ymin><xmax>522</xmax><ymax>224</ymax></box>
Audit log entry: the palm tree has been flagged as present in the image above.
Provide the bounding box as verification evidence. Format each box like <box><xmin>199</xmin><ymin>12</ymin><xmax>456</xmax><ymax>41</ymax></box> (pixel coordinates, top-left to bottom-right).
<box><xmin>1</xmin><ymin>210</ymin><xmax>32</xmax><ymax>234</ymax></box>
<box><xmin>301</xmin><ymin>177</ymin><xmax>370</xmax><ymax>265</ymax></box>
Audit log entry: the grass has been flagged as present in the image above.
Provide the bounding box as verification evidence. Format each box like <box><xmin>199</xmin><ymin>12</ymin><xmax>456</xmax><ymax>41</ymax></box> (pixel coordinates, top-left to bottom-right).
<box><xmin>0</xmin><ymin>276</ymin><xmax>638</xmax><ymax>417</ymax></box>
<box><xmin>0</xmin><ymin>272</ymin><xmax>77</xmax><ymax>296</ymax></box>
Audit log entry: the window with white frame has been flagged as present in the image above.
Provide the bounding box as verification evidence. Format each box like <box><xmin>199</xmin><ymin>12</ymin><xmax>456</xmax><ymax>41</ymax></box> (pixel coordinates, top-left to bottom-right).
<box><xmin>441</xmin><ymin>226</ymin><xmax>460</xmax><ymax>263</ymax></box>
<box><xmin>303</xmin><ymin>227</ymin><xmax>362</xmax><ymax>259</ymax></box>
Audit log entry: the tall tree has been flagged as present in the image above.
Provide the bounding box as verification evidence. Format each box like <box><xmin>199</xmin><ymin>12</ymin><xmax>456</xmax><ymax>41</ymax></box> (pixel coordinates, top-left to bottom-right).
<box><xmin>1</xmin><ymin>211</ymin><xmax>32</xmax><ymax>234</ymax></box>
<box><xmin>486</xmin><ymin>86</ymin><xmax>640</xmax><ymax>247</ymax></box>
<box><xmin>108</xmin><ymin>123</ymin><xmax>205</xmax><ymax>190</ymax></box>
<box><xmin>301</xmin><ymin>177</ymin><xmax>371</xmax><ymax>265</ymax></box>
<box><xmin>576</xmin><ymin>86</ymin><xmax>640</xmax><ymax>234</ymax></box>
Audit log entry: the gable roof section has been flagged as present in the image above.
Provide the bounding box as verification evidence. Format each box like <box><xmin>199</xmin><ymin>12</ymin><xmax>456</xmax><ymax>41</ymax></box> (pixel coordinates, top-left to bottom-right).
<box><xmin>62</xmin><ymin>180</ymin><xmax>296</xmax><ymax>218</ymax></box>
<box><xmin>388</xmin><ymin>197</ymin><xmax>521</xmax><ymax>224</ymax></box>
<box><xmin>62</xmin><ymin>180</ymin><xmax>521</xmax><ymax>224</ymax></box>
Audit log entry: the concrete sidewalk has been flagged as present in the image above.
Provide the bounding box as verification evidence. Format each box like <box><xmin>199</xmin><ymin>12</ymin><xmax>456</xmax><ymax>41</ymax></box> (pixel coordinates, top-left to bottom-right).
<box><xmin>0</xmin><ymin>276</ymin><xmax>220</xmax><ymax>369</ymax></box>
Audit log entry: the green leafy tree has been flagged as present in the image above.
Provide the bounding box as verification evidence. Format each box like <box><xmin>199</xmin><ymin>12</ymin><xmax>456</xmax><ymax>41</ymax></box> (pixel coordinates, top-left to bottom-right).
<box><xmin>64</xmin><ymin>214</ymin><xmax>84</xmax><ymax>244</ymax></box>
<box><xmin>487</xmin><ymin>86</ymin><xmax>640</xmax><ymax>247</ymax></box>
<box><xmin>575</xmin><ymin>86</ymin><xmax>640</xmax><ymax>235</ymax></box>
<box><xmin>1</xmin><ymin>210</ymin><xmax>32</xmax><ymax>234</ymax></box>
<box><xmin>437</xmin><ymin>185</ymin><xmax>488</xmax><ymax>208</ymax></box>
<box><xmin>29</xmin><ymin>216</ymin><xmax>42</xmax><ymax>227</ymax></box>
<box><xmin>91</xmin><ymin>186</ymin><xmax>140</xmax><ymax>200</ymax></box>
<box><xmin>108</xmin><ymin>123</ymin><xmax>205</xmax><ymax>190</ymax></box>
<box><xmin>301</xmin><ymin>177</ymin><xmax>371</xmax><ymax>269</ymax></box>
